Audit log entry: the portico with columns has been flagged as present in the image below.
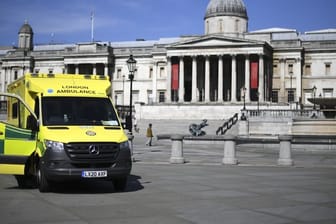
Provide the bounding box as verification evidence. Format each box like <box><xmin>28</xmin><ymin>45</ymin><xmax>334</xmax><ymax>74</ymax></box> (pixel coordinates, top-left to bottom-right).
<box><xmin>164</xmin><ymin>35</ymin><xmax>273</xmax><ymax>104</ymax></box>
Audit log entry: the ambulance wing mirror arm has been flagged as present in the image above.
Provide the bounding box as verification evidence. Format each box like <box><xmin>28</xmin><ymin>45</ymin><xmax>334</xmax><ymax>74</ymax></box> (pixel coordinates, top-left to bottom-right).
<box><xmin>26</xmin><ymin>115</ymin><xmax>39</xmax><ymax>132</ymax></box>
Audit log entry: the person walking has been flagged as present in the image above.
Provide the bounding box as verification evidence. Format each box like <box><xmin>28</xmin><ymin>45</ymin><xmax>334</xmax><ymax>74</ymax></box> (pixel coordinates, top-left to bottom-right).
<box><xmin>146</xmin><ymin>123</ymin><xmax>154</xmax><ymax>146</ymax></box>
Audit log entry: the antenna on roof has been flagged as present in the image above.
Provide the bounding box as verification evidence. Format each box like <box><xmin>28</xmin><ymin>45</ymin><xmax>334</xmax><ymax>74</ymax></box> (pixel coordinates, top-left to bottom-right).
<box><xmin>91</xmin><ymin>11</ymin><xmax>95</xmax><ymax>42</ymax></box>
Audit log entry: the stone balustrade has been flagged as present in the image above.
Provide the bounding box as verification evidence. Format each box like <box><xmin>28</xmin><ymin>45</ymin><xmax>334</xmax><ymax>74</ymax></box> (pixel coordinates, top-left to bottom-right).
<box><xmin>161</xmin><ymin>134</ymin><xmax>336</xmax><ymax>166</ymax></box>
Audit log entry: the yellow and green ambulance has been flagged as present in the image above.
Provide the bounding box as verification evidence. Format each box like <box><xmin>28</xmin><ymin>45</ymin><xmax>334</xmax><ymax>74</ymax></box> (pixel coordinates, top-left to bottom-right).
<box><xmin>0</xmin><ymin>73</ymin><xmax>132</xmax><ymax>192</ymax></box>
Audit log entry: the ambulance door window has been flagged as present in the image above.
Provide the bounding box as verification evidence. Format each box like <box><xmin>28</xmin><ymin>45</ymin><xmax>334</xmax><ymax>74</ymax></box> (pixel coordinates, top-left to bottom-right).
<box><xmin>8</xmin><ymin>97</ymin><xmax>35</xmax><ymax>130</ymax></box>
<box><xmin>8</xmin><ymin>99</ymin><xmax>19</xmax><ymax>127</ymax></box>
<box><xmin>34</xmin><ymin>97</ymin><xmax>39</xmax><ymax>118</ymax></box>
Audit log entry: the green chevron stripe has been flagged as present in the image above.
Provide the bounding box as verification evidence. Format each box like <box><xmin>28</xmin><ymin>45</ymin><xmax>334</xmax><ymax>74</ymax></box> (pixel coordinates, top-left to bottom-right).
<box><xmin>0</xmin><ymin>140</ymin><xmax>3</xmax><ymax>154</ymax></box>
<box><xmin>5</xmin><ymin>126</ymin><xmax>35</xmax><ymax>140</ymax></box>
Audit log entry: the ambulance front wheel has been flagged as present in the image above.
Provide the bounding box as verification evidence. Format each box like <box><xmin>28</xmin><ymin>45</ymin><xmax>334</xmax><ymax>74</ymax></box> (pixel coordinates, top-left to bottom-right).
<box><xmin>15</xmin><ymin>175</ymin><xmax>36</xmax><ymax>189</ymax></box>
<box><xmin>113</xmin><ymin>177</ymin><xmax>127</xmax><ymax>192</ymax></box>
<box><xmin>37</xmin><ymin>163</ymin><xmax>51</xmax><ymax>192</ymax></box>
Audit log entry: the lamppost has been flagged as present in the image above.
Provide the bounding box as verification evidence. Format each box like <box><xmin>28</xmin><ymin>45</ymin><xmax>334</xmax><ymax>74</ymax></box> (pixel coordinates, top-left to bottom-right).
<box><xmin>256</xmin><ymin>92</ymin><xmax>260</xmax><ymax>115</ymax></box>
<box><xmin>312</xmin><ymin>85</ymin><xmax>317</xmax><ymax>110</ymax></box>
<box><xmin>242</xmin><ymin>87</ymin><xmax>246</xmax><ymax>110</ymax></box>
<box><xmin>126</xmin><ymin>54</ymin><xmax>137</xmax><ymax>134</ymax></box>
<box><xmin>241</xmin><ymin>87</ymin><xmax>247</xmax><ymax>120</ymax></box>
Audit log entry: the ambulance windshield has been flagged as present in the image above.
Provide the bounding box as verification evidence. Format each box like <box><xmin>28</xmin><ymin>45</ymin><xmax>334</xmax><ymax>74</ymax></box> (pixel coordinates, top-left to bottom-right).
<box><xmin>42</xmin><ymin>97</ymin><xmax>120</xmax><ymax>126</ymax></box>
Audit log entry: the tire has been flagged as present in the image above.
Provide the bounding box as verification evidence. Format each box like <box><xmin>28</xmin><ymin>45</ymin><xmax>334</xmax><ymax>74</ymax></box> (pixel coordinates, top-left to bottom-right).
<box><xmin>37</xmin><ymin>164</ymin><xmax>51</xmax><ymax>193</ymax></box>
<box><xmin>113</xmin><ymin>177</ymin><xmax>128</xmax><ymax>192</ymax></box>
<box><xmin>15</xmin><ymin>175</ymin><xmax>37</xmax><ymax>189</ymax></box>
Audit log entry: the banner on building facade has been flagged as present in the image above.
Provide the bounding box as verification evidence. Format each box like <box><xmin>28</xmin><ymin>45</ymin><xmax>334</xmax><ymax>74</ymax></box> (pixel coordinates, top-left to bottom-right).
<box><xmin>250</xmin><ymin>62</ymin><xmax>259</xmax><ymax>89</ymax></box>
<box><xmin>171</xmin><ymin>63</ymin><xmax>179</xmax><ymax>90</ymax></box>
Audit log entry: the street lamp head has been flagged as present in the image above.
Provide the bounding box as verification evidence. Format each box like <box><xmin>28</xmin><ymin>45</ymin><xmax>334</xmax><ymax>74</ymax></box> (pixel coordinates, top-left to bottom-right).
<box><xmin>312</xmin><ymin>85</ymin><xmax>317</xmax><ymax>94</ymax></box>
<box><xmin>243</xmin><ymin>87</ymin><xmax>246</xmax><ymax>95</ymax></box>
<box><xmin>126</xmin><ymin>54</ymin><xmax>137</xmax><ymax>74</ymax></box>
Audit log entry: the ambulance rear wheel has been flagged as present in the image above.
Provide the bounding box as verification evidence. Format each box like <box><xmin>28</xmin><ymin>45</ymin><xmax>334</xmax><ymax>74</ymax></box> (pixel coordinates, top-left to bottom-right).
<box><xmin>37</xmin><ymin>165</ymin><xmax>51</xmax><ymax>192</ymax></box>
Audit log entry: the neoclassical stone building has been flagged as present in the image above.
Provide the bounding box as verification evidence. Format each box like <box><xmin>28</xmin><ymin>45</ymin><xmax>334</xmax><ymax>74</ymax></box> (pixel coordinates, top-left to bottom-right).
<box><xmin>1</xmin><ymin>0</ymin><xmax>336</xmax><ymax>110</ymax></box>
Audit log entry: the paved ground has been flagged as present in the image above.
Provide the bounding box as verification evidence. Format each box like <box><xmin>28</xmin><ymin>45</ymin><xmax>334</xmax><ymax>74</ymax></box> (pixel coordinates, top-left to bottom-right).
<box><xmin>0</xmin><ymin>119</ymin><xmax>336</xmax><ymax>224</ymax></box>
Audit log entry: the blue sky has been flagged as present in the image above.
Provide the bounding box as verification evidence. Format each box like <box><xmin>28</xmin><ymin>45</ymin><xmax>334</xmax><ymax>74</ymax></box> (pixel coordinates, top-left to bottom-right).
<box><xmin>0</xmin><ymin>0</ymin><xmax>335</xmax><ymax>46</ymax></box>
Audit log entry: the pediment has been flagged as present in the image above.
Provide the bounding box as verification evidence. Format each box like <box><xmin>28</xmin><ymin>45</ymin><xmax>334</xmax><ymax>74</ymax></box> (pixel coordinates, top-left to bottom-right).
<box><xmin>169</xmin><ymin>35</ymin><xmax>263</xmax><ymax>48</ymax></box>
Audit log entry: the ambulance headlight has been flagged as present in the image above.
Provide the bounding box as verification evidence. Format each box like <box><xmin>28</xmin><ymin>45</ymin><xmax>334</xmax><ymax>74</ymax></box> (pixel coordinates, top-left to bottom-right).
<box><xmin>45</xmin><ymin>140</ymin><xmax>64</xmax><ymax>152</ymax></box>
<box><xmin>120</xmin><ymin>141</ymin><xmax>130</xmax><ymax>150</ymax></box>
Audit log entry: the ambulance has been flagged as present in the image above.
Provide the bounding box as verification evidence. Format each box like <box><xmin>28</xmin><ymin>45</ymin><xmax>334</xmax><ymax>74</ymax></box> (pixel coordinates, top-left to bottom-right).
<box><xmin>0</xmin><ymin>73</ymin><xmax>132</xmax><ymax>192</ymax></box>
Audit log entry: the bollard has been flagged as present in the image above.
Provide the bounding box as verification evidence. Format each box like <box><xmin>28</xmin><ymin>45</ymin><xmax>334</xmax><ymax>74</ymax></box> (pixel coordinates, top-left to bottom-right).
<box><xmin>222</xmin><ymin>135</ymin><xmax>238</xmax><ymax>165</ymax></box>
<box><xmin>170</xmin><ymin>135</ymin><xmax>185</xmax><ymax>164</ymax></box>
<box><xmin>278</xmin><ymin>135</ymin><xmax>294</xmax><ymax>166</ymax></box>
<box><xmin>128</xmin><ymin>134</ymin><xmax>135</xmax><ymax>162</ymax></box>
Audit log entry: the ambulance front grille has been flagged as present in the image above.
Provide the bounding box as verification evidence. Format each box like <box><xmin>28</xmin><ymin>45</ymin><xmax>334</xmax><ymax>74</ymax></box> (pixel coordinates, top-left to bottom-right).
<box><xmin>64</xmin><ymin>142</ymin><xmax>119</xmax><ymax>161</ymax></box>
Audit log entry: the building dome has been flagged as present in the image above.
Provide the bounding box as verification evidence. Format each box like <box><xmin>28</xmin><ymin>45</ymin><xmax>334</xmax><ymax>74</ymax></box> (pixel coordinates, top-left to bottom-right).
<box><xmin>18</xmin><ymin>21</ymin><xmax>34</xmax><ymax>50</ymax></box>
<box><xmin>205</xmin><ymin>0</ymin><xmax>248</xmax><ymax>19</ymax></box>
<box><xmin>18</xmin><ymin>22</ymin><xmax>33</xmax><ymax>34</ymax></box>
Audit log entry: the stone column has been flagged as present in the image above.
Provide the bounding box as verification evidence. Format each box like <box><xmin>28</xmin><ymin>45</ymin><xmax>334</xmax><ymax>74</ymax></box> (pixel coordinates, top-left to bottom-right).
<box><xmin>218</xmin><ymin>55</ymin><xmax>224</xmax><ymax>102</ymax></box>
<box><xmin>170</xmin><ymin>135</ymin><xmax>185</xmax><ymax>164</ymax></box>
<box><xmin>75</xmin><ymin>64</ymin><xmax>79</xmax><ymax>74</ymax></box>
<box><xmin>258</xmin><ymin>54</ymin><xmax>264</xmax><ymax>102</ymax></box>
<box><xmin>152</xmin><ymin>63</ymin><xmax>158</xmax><ymax>103</ymax></box>
<box><xmin>92</xmin><ymin>64</ymin><xmax>97</xmax><ymax>75</ymax></box>
<box><xmin>166</xmin><ymin>57</ymin><xmax>172</xmax><ymax>103</ymax></box>
<box><xmin>278</xmin><ymin>135</ymin><xmax>294</xmax><ymax>166</ymax></box>
<box><xmin>104</xmin><ymin>64</ymin><xmax>109</xmax><ymax>77</ymax></box>
<box><xmin>64</xmin><ymin>64</ymin><xmax>68</xmax><ymax>74</ymax></box>
<box><xmin>0</xmin><ymin>68</ymin><xmax>6</xmax><ymax>93</ymax></box>
<box><xmin>205</xmin><ymin>56</ymin><xmax>210</xmax><ymax>102</ymax></box>
<box><xmin>6</xmin><ymin>67</ymin><xmax>11</xmax><ymax>85</ymax></box>
<box><xmin>245</xmin><ymin>54</ymin><xmax>250</xmax><ymax>102</ymax></box>
<box><xmin>231</xmin><ymin>55</ymin><xmax>237</xmax><ymax>102</ymax></box>
<box><xmin>178</xmin><ymin>57</ymin><xmax>184</xmax><ymax>103</ymax></box>
<box><xmin>191</xmin><ymin>56</ymin><xmax>198</xmax><ymax>103</ymax></box>
<box><xmin>222</xmin><ymin>135</ymin><xmax>238</xmax><ymax>165</ymax></box>
<box><xmin>295</xmin><ymin>58</ymin><xmax>302</xmax><ymax>102</ymax></box>
<box><xmin>280</xmin><ymin>58</ymin><xmax>286</xmax><ymax>102</ymax></box>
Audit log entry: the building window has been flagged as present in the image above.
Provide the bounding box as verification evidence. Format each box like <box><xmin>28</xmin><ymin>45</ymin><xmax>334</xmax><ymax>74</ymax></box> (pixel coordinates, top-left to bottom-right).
<box><xmin>160</xmin><ymin>67</ymin><xmax>165</xmax><ymax>78</ymax></box>
<box><xmin>159</xmin><ymin>91</ymin><xmax>165</xmax><ymax>103</ymax></box>
<box><xmin>325</xmin><ymin>63</ymin><xmax>331</xmax><ymax>76</ymax></box>
<box><xmin>14</xmin><ymin>71</ymin><xmax>18</xmax><ymax>80</ymax></box>
<box><xmin>288</xmin><ymin>90</ymin><xmax>294</xmax><ymax>103</ymax></box>
<box><xmin>273</xmin><ymin>64</ymin><xmax>279</xmax><ymax>75</ymax></box>
<box><xmin>149</xmin><ymin>67</ymin><xmax>153</xmax><ymax>79</ymax></box>
<box><xmin>271</xmin><ymin>90</ymin><xmax>278</xmax><ymax>103</ymax></box>
<box><xmin>114</xmin><ymin>91</ymin><xmax>123</xmax><ymax>106</ymax></box>
<box><xmin>206</xmin><ymin>21</ymin><xmax>209</xmax><ymax>34</ymax></box>
<box><xmin>288</xmin><ymin>64</ymin><xmax>293</xmax><ymax>74</ymax></box>
<box><xmin>323</xmin><ymin>88</ymin><xmax>333</xmax><ymax>98</ymax></box>
<box><xmin>147</xmin><ymin>90</ymin><xmax>153</xmax><ymax>104</ymax></box>
<box><xmin>304</xmin><ymin>64</ymin><xmax>311</xmax><ymax>76</ymax></box>
<box><xmin>235</xmin><ymin>19</ymin><xmax>239</xmax><ymax>32</ymax></box>
<box><xmin>218</xmin><ymin>19</ymin><xmax>223</xmax><ymax>33</ymax></box>
<box><xmin>116</xmin><ymin>68</ymin><xmax>122</xmax><ymax>79</ymax></box>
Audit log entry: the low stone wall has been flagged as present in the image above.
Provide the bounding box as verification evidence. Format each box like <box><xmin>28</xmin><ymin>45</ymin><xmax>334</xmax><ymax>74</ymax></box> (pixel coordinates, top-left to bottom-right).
<box><xmin>135</xmin><ymin>103</ymin><xmax>290</xmax><ymax>120</ymax></box>
<box><xmin>135</xmin><ymin>104</ymin><xmax>241</xmax><ymax>120</ymax></box>
<box><xmin>292</xmin><ymin>119</ymin><xmax>336</xmax><ymax>135</ymax></box>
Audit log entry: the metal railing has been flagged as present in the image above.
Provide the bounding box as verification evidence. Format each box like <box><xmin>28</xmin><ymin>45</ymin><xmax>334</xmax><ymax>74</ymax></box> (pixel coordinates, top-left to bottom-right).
<box><xmin>216</xmin><ymin>113</ymin><xmax>239</xmax><ymax>135</ymax></box>
<box><xmin>245</xmin><ymin>109</ymin><xmax>323</xmax><ymax>119</ymax></box>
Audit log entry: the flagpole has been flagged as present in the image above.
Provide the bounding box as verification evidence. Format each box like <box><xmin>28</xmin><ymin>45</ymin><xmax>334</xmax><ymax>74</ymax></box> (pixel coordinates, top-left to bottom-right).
<box><xmin>91</xmin><ymin>11</ymin><xmax>94</xmax><ymax>42</ymax></box>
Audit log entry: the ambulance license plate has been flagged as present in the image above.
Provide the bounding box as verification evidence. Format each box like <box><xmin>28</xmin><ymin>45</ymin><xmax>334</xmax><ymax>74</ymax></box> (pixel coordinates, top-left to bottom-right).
<box><xmin>82</xmin><ymin>170</ymin><xmax>107</xmax><ymax>178</ymax></box>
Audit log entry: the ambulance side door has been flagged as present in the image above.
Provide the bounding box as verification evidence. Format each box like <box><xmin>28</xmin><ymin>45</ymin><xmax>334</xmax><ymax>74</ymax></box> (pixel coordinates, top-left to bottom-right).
<box><xmin>0</xmin><ymin>94</ymin><xmax>38</xmax><ymax>175</ymax></box>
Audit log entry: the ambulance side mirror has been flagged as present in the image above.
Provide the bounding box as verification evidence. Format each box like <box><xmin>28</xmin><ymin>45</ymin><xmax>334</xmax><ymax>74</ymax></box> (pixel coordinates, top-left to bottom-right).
<box><xmin>26</xmin><ymin>115</ymin><xmax>39</xmax><ymax>132</ymax></box>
